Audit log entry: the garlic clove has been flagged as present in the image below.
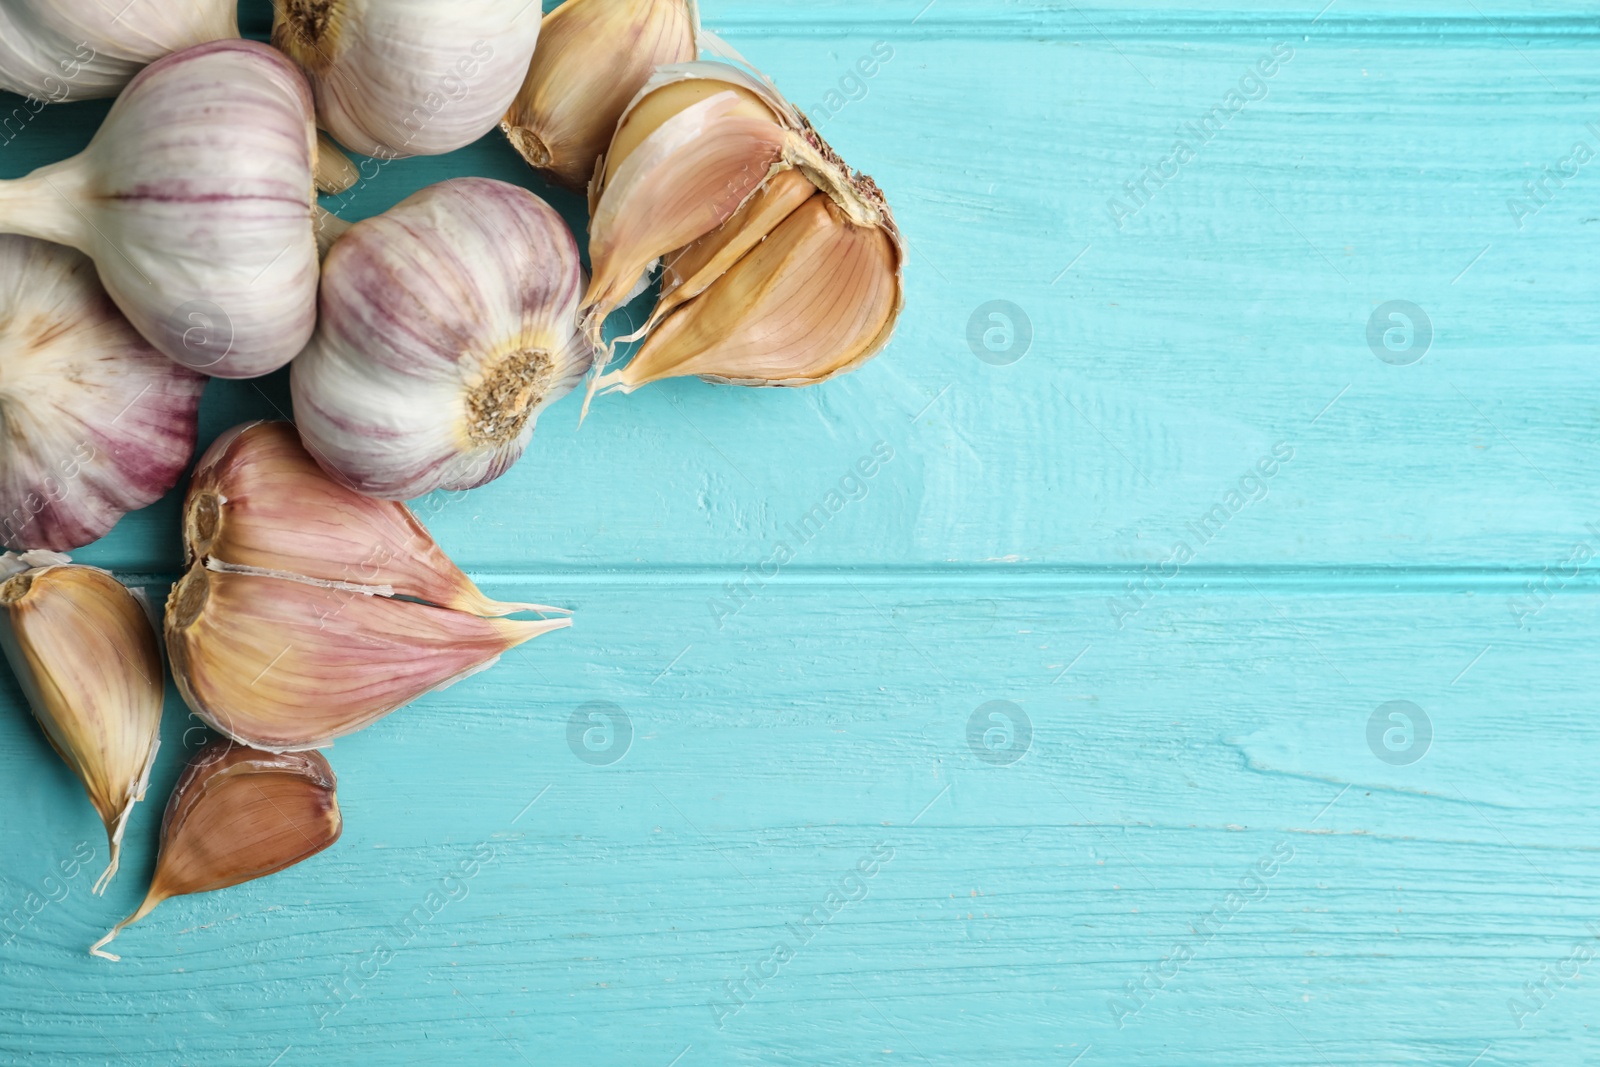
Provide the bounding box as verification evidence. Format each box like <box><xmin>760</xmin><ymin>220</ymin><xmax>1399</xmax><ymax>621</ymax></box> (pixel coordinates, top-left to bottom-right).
<box><xmin>501</xmin><ymin>0</ymin><xmax>699</xmax><ymax>191</ymax></box>
<box><xmin>0</xmin><ymin>558</ymin><xmax>163</xmax><ymax>896</ymax></box>
<box><xmin>90</xmin><ymin>739</ymin><xmax>340</xmax><ymax>960</ymax></box>
<box><xmin>581</xmin><ymin>64</ymin><xmax>795</xmax><ymax>335</ymax></box>
<box><xmin>185</xmin><ymin>421</ymin><xmax>556</xmax><ymax>619</ymax></box>
<box><xmin>0</xmin><ymin>40</ymin><xmax>319</xmax><ymax>379</ymax></box>
<box><xmin>0</xmin><ymin>0</ymin><xmax>238</xmax><ymax>101</ymax></box>
<box><xmin>272</xmin><ymin>0</ymin><xmax>543</xmax><ymax>159</ymax></box>
<box><xmin>649</xmin><ymin>167</ymin><xmax>817</xmax><ymax>333</ymax></box>
<box><xmin>164</xmin><ymin>563</ymin><xmax>568</xmax><ymax>752</ymax></box>
<box><xmin>595</xmin><ymin>194</ymin><xmax>902</xmax><ymax>393</ymax></box>
<box><xmin>291</xmin><ymin>179</ymin><xmax>595</xmax><ymax>500</ymax></box>
<box><xmin>0</xmin><ymin>235</ymin><xmax>207</xmax><ymax>551</ymax></box>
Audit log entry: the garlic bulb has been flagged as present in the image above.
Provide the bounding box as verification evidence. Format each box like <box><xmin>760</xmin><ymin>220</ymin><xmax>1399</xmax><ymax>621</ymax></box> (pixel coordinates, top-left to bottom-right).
<box><xmin>168</xmin><ymin>421</ymin><xmax>571</xmax><ymax>751</ymax></box>
<box><xmin>272</xmin><ymin>0</ymin><xmax>543</xmax><ymax>159</ymax></box>
<box><xmin>0</xmin><ymin>40</ymin><xmax>319</xmax><ymax>380</ymax></box>
<box><xmin>580</xmin><ymin>60</ymin><xmax>903</xmax><ymax>401</ymax></box>
<box><xmin>91</xmin><ymin>740</ymin><xmax>341</xmax><ymax>960</ymax></box>
<box><xmin>0</xmin><ymin>555</ymin><xmax>163</xmax><ymax>896</ymax></box>
<box><xmin>502</xmin><ymin>0</ymin><xmax>699</xmax><ymax>190</ymax></box>
<box><xmin>291</xmin><ymin>178</ymin><xmax>594</xmax><ymax>499</ymax></box>
<box><xmin>0</xmin><ymin>0</ymin><xmax>237</xmax><ymax>101</ymax></box>
<box><xmin>0</xmin><ymin>236</ymin><xmax>207</xmax><ymax>550</ymax></box>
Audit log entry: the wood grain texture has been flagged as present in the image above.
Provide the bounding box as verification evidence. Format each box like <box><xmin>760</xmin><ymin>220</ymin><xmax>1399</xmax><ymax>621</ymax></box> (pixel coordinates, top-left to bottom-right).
<box><xmin>1</xmin><ymin>2</ymin><xmax>1596</xmax><ymax>1065</ymax></box>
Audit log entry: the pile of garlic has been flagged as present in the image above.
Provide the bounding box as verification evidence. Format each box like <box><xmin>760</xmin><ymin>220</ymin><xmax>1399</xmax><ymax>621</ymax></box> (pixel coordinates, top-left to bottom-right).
<box><xmin>0</xmin><ymin>0</ymin><xmax>903</xmax><ymax>959</ymax></box>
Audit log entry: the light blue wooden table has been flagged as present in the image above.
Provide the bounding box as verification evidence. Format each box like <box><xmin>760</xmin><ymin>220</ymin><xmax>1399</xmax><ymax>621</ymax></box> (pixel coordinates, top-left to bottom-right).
<box><xmin>4</xmin><ymin>1</ymin><xmax>1598</xmax><ymax>1063</ymax></box>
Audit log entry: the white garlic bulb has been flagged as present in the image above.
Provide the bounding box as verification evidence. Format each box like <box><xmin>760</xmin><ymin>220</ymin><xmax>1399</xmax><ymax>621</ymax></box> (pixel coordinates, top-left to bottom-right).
<box><xmin>0</xmin><ymin>236</ymin><xmax>206</xmax><ymax>550</ymax></box>
<box><xmin>291</xmin><ymin>178</ymin><xmax>594</xmax><ymax>499</ymax></box>
<box><xmin>272</xmin><ymin>0</ymin><xmax>543</xmax><ymax>159</ymax></box>
<box><xmin>0</xmin><ymin>0</ymin><xmax>237</xmax><ymax>101</ymax></box>
<box><xmin>0</xmin><ymin>40</ymin><xmax>319</xmax><ymax>380</ymax></box>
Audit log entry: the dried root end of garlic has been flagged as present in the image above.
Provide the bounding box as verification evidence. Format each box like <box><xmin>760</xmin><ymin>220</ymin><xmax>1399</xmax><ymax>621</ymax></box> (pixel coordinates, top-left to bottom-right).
<box><xmin>291</xmin><ymin>179</ymin><xmax>596</xmax><ymax>500</ymax></box>
<box><xmin>502</xmin><ymin>0</ymin><xmax>700</xmax><ymax>191</ymax></box>
<box><xmin>91</xmin><ymin>739</ymin><xmax>341</xmax><ymax>960</ymax></box>
<box><xmin>0</xmin><ymin>557</ymin><xmax>163</xmax><ymax>896</ymax></box>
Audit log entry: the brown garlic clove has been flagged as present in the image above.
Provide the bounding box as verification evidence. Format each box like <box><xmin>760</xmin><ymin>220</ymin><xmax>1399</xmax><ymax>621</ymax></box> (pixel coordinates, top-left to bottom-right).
<box><xmin>502</xmin><ymin>0</ymin><xmax>699</xmax><ymax>191</ymax></box>
<box><xmin>90</xmin><ymin>739</ymin><xmax>341</xmax><ymax>960</ymax></box>
<box><xmin>0</xmin><ymin>555</ymin><xmax>163</xmax><ymax>895</ymax></box>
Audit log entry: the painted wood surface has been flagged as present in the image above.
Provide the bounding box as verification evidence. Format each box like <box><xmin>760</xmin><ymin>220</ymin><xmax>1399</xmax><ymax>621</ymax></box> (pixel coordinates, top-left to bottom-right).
<box><xmin>2</xmin><ymin>2</ymin><xmax>1597</xmax><ymax>1064</ymax></box>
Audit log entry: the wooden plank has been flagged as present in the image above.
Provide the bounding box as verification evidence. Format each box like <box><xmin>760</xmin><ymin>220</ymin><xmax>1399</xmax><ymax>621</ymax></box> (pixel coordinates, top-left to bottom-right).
<box><xmin>0</xmin><ymin>582</ymin><xmax>1593</xmax><ymax>1064</ymax></box>
<box><xmin>1</xmin><ymin>6</ymin><xmax>1597</xmax><ymax>572</ymax></box>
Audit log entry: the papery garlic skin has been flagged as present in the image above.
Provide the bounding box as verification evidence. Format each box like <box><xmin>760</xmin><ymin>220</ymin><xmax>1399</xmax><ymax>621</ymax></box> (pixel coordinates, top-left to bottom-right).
<box><xmin>502</xmin><ymin>0</ymin><xmax>698</xmax><ymax>190</ymax></box>
<box><xmin>0</xmin><ymin>40</ymin><xmax>319</xmax><ymax>379</ymax></box>
<box><xmin>272</xmin><ymin>0</ymin><xmax>542</xmax><ymax>159</ymax></box>
<box><xmin>0</xmin><ymin>236</ymin><xmax>206</xmax><ymax>550</ymax></box>
<box><xmin>0</xmin><ymin>0</ymin><xmax>237</xmax><ymax>101</ymax></box>
<box><xmin>291</xmin><ymin>179</ymin><xmax>594</xmax><ymax>499</ymax></box>
<box><xmin>91</xmin><ymin>740</ymin><xmax>340</xmax><ymax>960</ymax></box>
<box><xmin>186</xmin><ymin>421</ymin><xmax>559</xmax><ymax>617</ymax></box>
<box><xmin>166</xmin><ymin>564</ymin><xmax>568</xmax><ymax>752</ymax></box>
<box><xmin>0</xmin><ymin>559</ymin><xmax>163</xmax><ymax>896</ymax></box>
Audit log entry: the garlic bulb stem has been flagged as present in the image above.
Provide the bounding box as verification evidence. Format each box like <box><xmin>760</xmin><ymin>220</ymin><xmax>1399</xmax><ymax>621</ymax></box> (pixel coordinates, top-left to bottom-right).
<box><xmin>0</xmin><ymin>161</ymin><xmax>88</xmax><ymax>249</ymax></box>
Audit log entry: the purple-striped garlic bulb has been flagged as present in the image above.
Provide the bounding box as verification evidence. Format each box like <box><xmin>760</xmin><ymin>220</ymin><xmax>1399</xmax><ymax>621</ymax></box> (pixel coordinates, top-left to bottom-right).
<box><xmin>271</xmin><ymin>0</ymin><xmax>542</xmax><ymax>159</ymax></box>
<box><xmin>291</xmin><ymin>178</ymin><xmax>595</xmax><ymax>499</ymax></box>
<box><xmin>0</xmin><ymin>0</ymin><xmax>238</xmax><ymax>102</ymax></box>
<box><xmin>0</xmin><ymin>40</ymin><xmax>319</xmax><ymax>380</ymax></box>
<box><xmin>0</xmin><ymin>236</ymin><xmax>206</xmax><ymax>551</ymax></box>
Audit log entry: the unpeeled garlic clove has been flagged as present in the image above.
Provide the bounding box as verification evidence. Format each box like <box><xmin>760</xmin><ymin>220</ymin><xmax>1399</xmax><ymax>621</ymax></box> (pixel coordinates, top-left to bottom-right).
<box><xmin>291</xmin><ymin>179</ymin><xmax>595</xmax><ymax>500</ymax></box>
<box><xmin>90</xmin><ymin>739</ymin><xmax>341</xmax><ymax>960</ymax></box>
<box><xmin>597</xmin><ymin>192</ymin><xmax>902</xmax><ymax>394</ymax></box>
<box><xmin>0</xmin><ymin>40</ymin><xmax>319</xmax><ymax>379</ymax></box>
<box><xmin>0</xmin><ymin>235</ymin><xmax>207</xmax><ymax>550</ymax></box>
<box><xmin>167</xmin><ymin>420</ymin><xmax>571</xmax><ymax>751</ymax></box>
<box><xmin>165</xmin><ymin>564</ymin><xmax>567</xmax><ymax>752</ymax></box>
<box><xmin>501</xmin><ymin>0</ymin><xmax>699</xmax><ymax>191</ymax></box>
<box><xmin>581</xmin><ymin>63</ymin><xmax>795</xmax><ymax>336</ymax></box>
<box><xmin>0</xmin><ymin>556</ymin><xmax>163</xmax><ymax>896</ymax></box>
<box><xmin>272</xmin><ymin>0</ymin><xmax>542</xmax><ymax>159</ymax></box>
<box><xmin>0</xmin><ymin>0</ymin><xmax>238</xmax><ymax>101</ymax></box>
<box><xmin>185</xmin><ymin>422</ymin><xmax>559</xmax><ymax>618</ymax></box>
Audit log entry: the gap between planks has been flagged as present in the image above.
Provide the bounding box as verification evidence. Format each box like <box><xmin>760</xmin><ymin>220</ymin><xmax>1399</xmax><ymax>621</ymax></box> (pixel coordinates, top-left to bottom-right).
<box><xmin>107</xmin><ymin>564</ymin><xmax>1600</xmax><ymax>596</ymax></box>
